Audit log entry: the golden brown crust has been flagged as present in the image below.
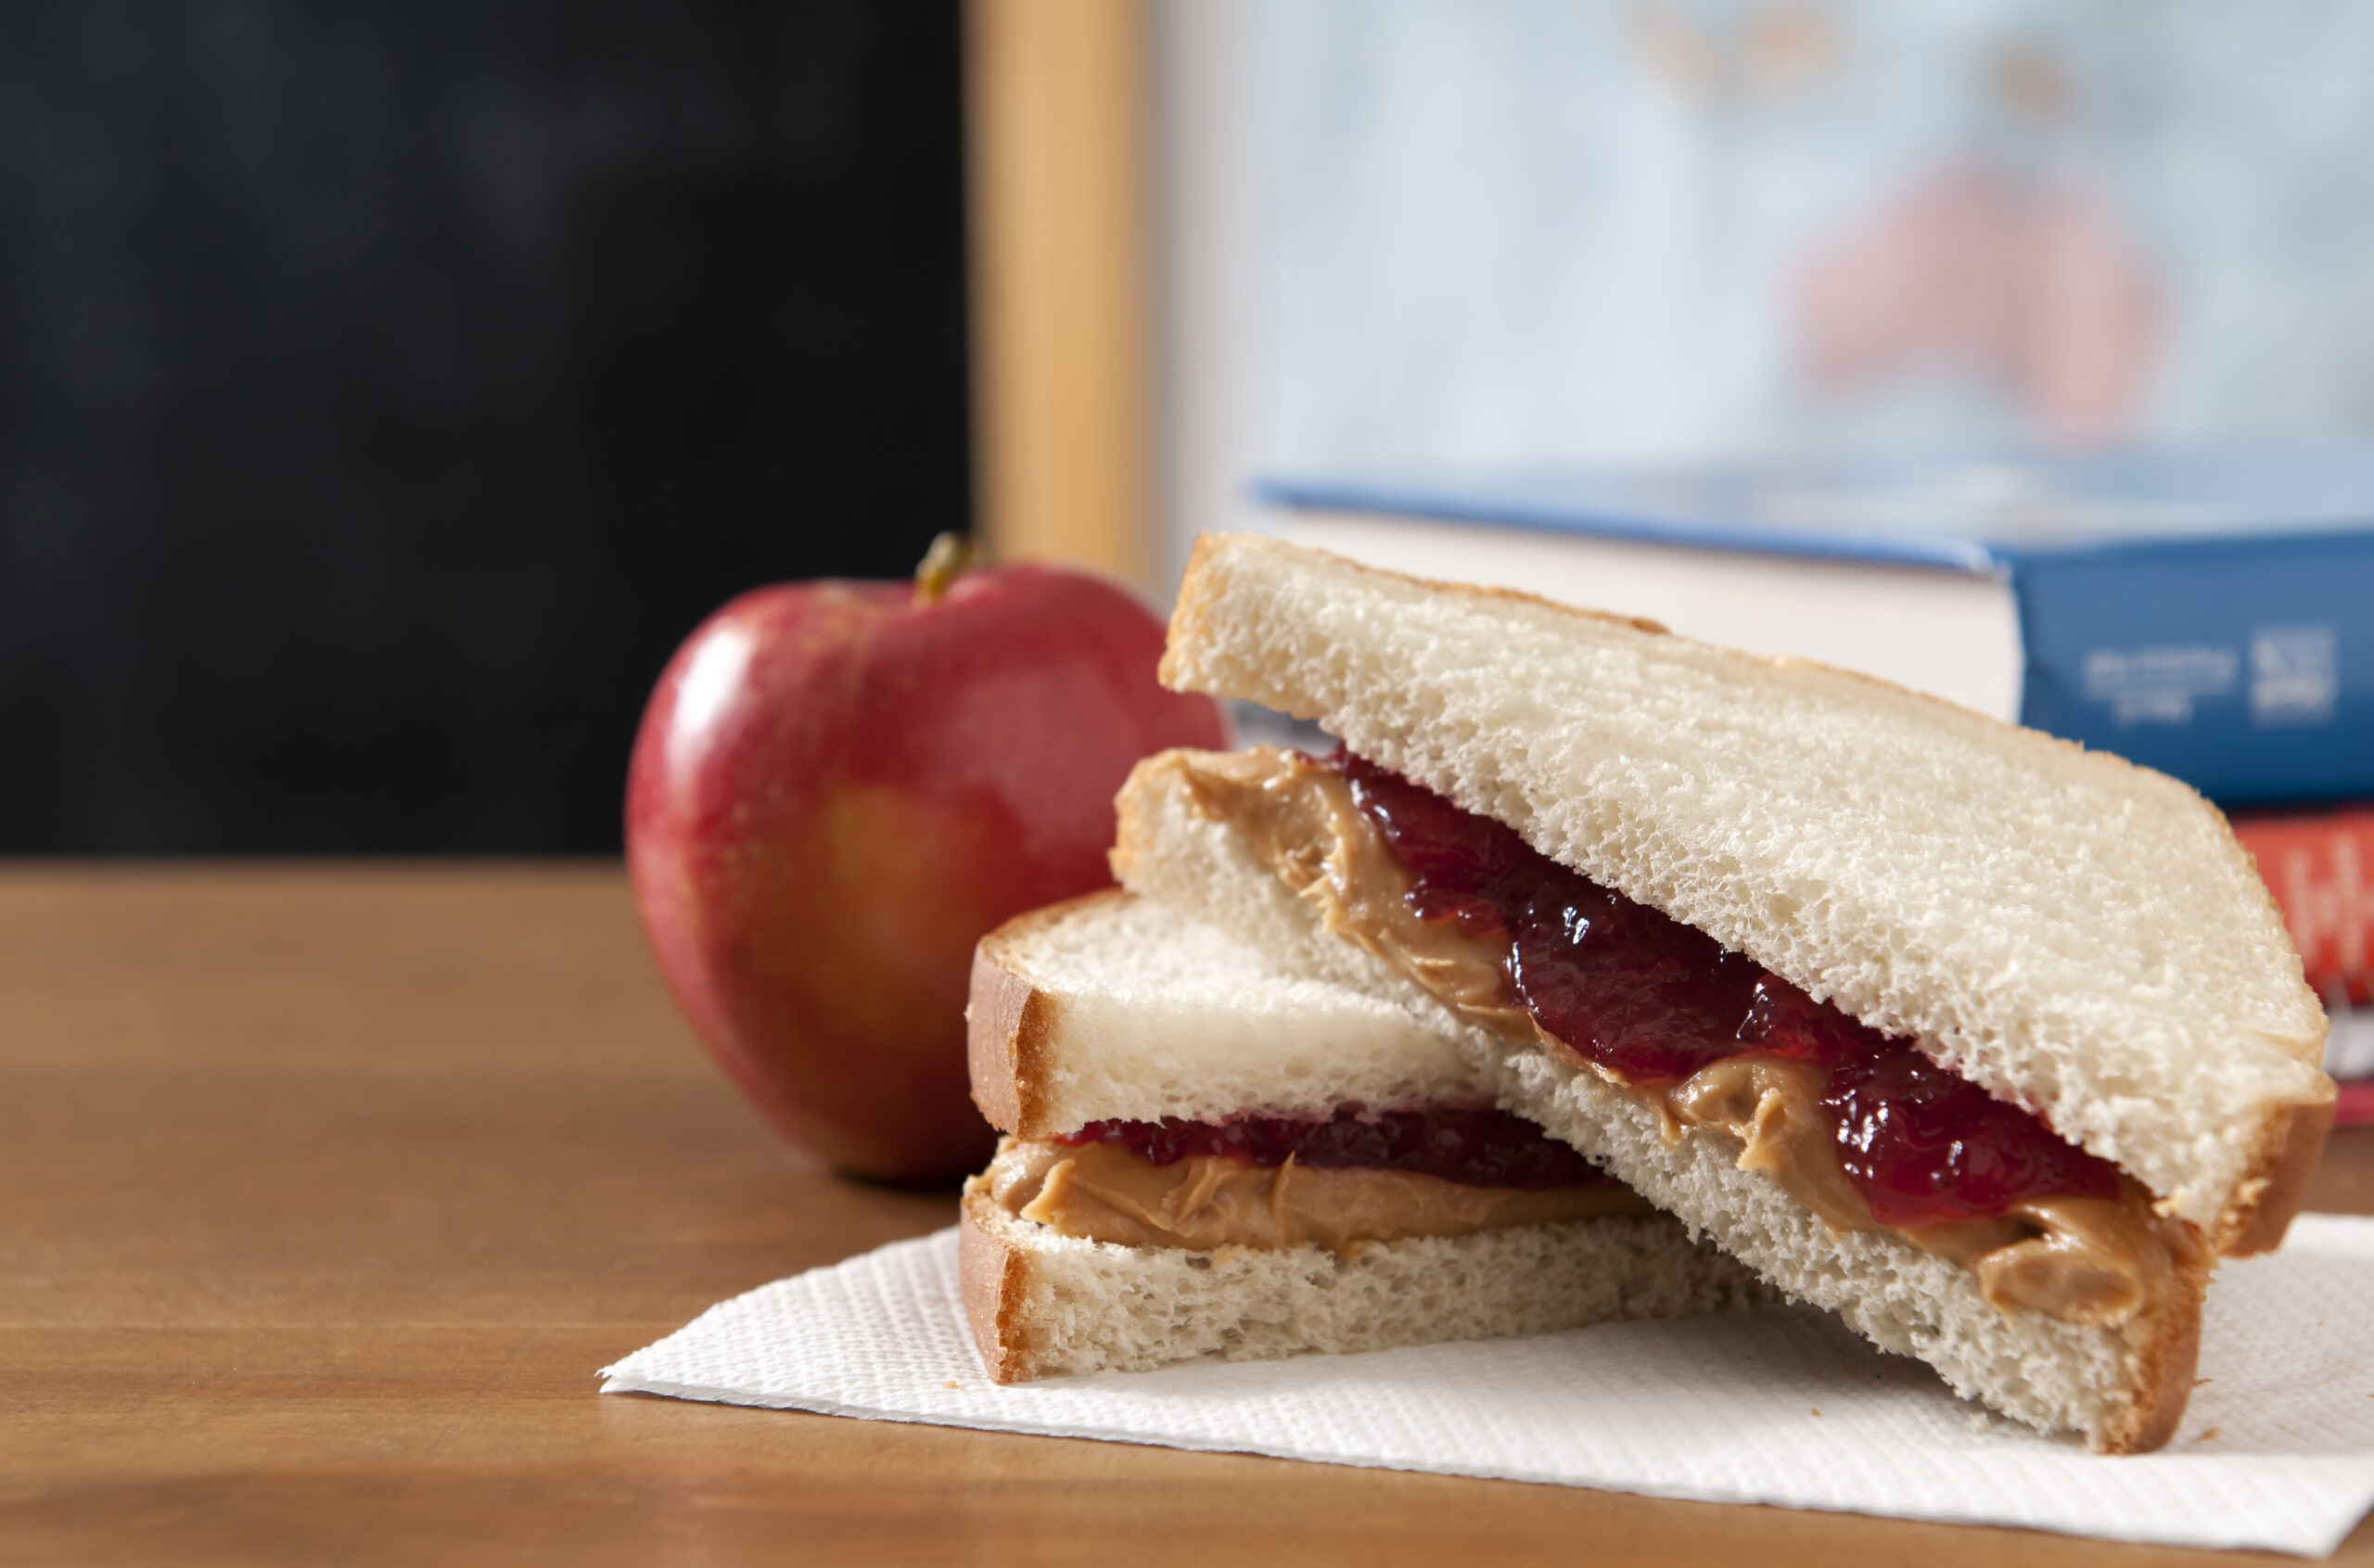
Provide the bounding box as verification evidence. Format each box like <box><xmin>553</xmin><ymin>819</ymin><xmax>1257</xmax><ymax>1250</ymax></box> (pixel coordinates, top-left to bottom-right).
<box><xmin>1153</xmin><ymin>534</ymin><xmax>1220</xmax><ymax>696</ymax></box>
<box><xmin>2217</xmin><ymin>1097</ymin><xmax>2337</xmax><ymax>1257</ymax></box>
<box><xmin>2101</xmin><ymin>1243</ymin><xmax>2209</xmax><ymax>1454</ymax></box>
<box><xmin>1161</xmin><ymin>532</ymin><xmax>2333</xmax><ymax>1246</ymax></box>
<box><xmin>957</xmin><ymin>1190</ymin><xmax>1033</xmax><ymax>1383</ymax></box>
<box><xmin>2204</xmin><ymin>823</ymin><xmax>2333</xmax><ymax>1257</ymax></box>
<box><xmin>967</xmin><ymin>891</ymin><xmax>1132</xmax><ymax>1139</ymax></box>
<box><xmin>1107</xmin><ymin>755</ymin><xmax>1190</xmax><ymax>898</ymax></box>
<box><xmin>963</xmin><ymin>955</ymin><xmax>1029</xmax><ymax>1137</ymax></box>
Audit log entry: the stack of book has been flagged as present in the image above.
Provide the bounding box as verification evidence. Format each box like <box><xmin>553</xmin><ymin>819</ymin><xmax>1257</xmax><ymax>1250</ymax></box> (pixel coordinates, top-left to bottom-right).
<box><xmin>2234</xmin><ymin>811</ymin><xmax>2374</xmax><ymax>1119</ymax></box>
<box><xmin>1257</xmin><ymin>443</ymin><xmax>2374</xmax><ymax>1120</ymax></box>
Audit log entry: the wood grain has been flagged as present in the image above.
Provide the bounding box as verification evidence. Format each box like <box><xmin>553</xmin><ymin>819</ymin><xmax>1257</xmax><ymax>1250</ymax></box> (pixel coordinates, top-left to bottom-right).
<box><xmin>964</xmin><ymin>0</ymin><xmax>1151</xmax><ymax>589</ymax></box>
<box><xmin>1</xmin><ymin>864</ymin><xmax>2368</xmax><ymax>1565</ymax></box>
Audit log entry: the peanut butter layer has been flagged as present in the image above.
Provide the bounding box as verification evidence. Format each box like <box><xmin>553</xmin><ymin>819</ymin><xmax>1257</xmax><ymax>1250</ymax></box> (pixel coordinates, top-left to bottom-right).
<box><xmin>1170</xmin><ymin>746</ymin><xmax>2205</xmax><ymax>1328</ymax></box>
<box><xmin>977</xmin><ymin>1136</ymin><xmax>1652</xmax><ymax>1253</ymax></box>
<box><xmin>1645</xmin><ymin>1052</ymin><xmax>2195</xmax><ymax>1326</ymax></box>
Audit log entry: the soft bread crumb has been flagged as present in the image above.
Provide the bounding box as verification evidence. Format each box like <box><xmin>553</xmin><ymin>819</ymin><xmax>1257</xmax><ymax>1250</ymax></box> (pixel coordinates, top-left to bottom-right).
<box><xmin>1114</xmin><ymin>751</ymin><xmax>2192</xmax><ymax>1449</ymax></box>
<box><xmin>975</xmin><ymin>891</ymin><xmax>1485</xmax><ymax>1133</ymax></box>
<box><xmin>964</xmin><ymin>1194</ymin><xmax>1773</xmax><ymax>1380</ymax></box>
<box><xmin>1156</xmin><ymin>533</ymin><xmax>2330</xmax><ymax>1238</ymax></box>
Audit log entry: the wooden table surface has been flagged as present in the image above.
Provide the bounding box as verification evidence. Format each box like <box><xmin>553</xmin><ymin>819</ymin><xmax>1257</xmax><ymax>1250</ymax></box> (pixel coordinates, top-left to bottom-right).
<box><xmin>5</xmin><ymin>866</ymin><xmax>2372</xmax><ymax>1566</ymax></box>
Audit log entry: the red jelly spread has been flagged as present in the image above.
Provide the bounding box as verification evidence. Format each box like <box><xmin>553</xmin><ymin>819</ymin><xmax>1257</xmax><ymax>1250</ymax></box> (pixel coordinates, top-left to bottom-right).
<box><xmin>1056</xmin><ymin>1105</ymin><xmax>1610</xmax><ymax>1192</ymax></box>
<box><xmin>1334</xmin><ymin>748</ymin><xmax>2119</xmax><ymax>1229</ymax></box>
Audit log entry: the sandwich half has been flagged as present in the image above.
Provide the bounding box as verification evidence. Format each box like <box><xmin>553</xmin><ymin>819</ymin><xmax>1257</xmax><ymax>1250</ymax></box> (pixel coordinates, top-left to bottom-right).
<box><xmin>1113</xmin><ymin>532</ymin><xmax>2335</xmax><ymax>1451</ymax></box>
<box><xmin>960</xmin><ymin>888</ymin><xmax>1773</xmax><ymax>1383</ymax></box>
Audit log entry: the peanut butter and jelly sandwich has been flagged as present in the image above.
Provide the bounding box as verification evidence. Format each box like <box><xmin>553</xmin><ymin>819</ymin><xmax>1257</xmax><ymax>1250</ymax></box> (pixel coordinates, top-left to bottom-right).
<box><xmin>959</xmin><ymin>888</ymin><xmax>1771</xmax><ymax>1383</ymax></box>
<box><xmin>1111</xmin><ymin>533</ymin><xmax>2334</xmax><ymax>1452</ymax></box>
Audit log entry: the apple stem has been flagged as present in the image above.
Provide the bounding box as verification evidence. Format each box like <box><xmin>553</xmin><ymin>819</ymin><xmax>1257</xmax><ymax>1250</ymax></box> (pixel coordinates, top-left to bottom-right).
<box><xmin>913</xmin><ymin>532</ymin><xmax>976</xmax><ymax>604</ymax></box>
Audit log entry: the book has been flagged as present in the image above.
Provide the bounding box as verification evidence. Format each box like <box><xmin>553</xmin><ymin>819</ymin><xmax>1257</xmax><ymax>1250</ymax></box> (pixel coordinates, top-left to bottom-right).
<box><xmin>1257</xmin><ymin>442</ymin><xmax>2374</xmax><ymax>809</ymax></box>
<box><xmin>2232</xmin><ymin>806</ymin><xmax>2374</xmax><ymax>1122</ymax></box>
<box><xmin>2235</xmin><ymin>808</ymin><xmax>2374</xmax><ymax>1008</ymax></box>
<box><xmin>1257</xmin><ymin>453</ymin><xmax>2374</xmax><ymax>1113</ymax></box>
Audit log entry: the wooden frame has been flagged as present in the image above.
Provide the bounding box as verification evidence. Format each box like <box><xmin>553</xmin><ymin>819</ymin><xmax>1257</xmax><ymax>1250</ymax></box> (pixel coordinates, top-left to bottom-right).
<box><xmin>964</xmin><ymin>0</ymin><xmax>1152</xmax><ymax>589</ymax></box>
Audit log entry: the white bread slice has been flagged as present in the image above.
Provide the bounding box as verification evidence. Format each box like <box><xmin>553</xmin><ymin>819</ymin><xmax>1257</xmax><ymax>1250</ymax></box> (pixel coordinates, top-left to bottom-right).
<box><xmin>1111</xmin><ymin>756</ymin><xmax>2199</xmax><ymax>1449</ymax></box>
<box><xmin>962</xmin><ymin>1192</ymin><xmax>1770</xmax><ymax>1382</ymax></box>
<box><xmin>967</xmin><ymin>889</ymin><xmax>1483</xmax><ymax>1137</ymax></box>
<box><xmin>1157</xmin><ymin>533</ymin><xmax>2331</xmax><ymax>1252</ymax></box>
<box><xmin>962</xmin><ymin>889</ymin><xmax>1777</xmax><ymax>1383</ymax></box>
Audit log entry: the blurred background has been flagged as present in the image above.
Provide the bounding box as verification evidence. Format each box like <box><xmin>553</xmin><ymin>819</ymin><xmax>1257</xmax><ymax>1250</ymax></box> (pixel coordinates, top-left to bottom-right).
<box><xmin>0</xmin><ymin>2</ymin><xmax>967</xmax><ymax>852</ymax></box>
<box><xmin>9</xmin><ymin>0</ymin><xmax>2374</xmax><ymax>852</ymax></box>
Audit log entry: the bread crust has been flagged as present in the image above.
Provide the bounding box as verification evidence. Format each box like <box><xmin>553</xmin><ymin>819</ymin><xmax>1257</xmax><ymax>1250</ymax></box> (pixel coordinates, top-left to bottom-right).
<box><xmin>1106</xmin><ymin>772</ymin><xmax>1174</xmax><ymax>905</ymax></box>
<box><xmin>2218</xmin><ymin>1098</ymin><xmax>2336</xmax><ymax>1256</ymax></box>
<box><xmin>1160</xmin><ymin>532</ymin><xmax>2332</xmax><ymax>1254</ymax></box>
<box><xmin>958</xmin><ymin>1191</ymin><xmax>1033</xmax><ymax>1383</ymax></box>
<box><xmin>967</xmin><ymin>891</ymin><xmax>1131</xmax><ymax>1139</ymax></box>
<box><xmin>2108</xmin><ymin>1262</ymin><xmax>2206</xmax><ymax>1454</ymax></box>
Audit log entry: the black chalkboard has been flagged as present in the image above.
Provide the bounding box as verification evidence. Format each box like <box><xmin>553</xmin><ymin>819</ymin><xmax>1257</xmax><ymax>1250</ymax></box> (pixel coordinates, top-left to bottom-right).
<box><xmin>0</xmin><ymin>0</ymin><xmax>969</xmax><ymax>852</ymax></box>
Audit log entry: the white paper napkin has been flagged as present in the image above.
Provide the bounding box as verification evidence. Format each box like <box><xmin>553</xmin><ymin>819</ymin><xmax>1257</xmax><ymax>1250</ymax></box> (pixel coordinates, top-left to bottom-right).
<box><xmin>602</xmin><ymin>1213</ymin><xmax>2374</xmax><ymax>1556</ymax></box>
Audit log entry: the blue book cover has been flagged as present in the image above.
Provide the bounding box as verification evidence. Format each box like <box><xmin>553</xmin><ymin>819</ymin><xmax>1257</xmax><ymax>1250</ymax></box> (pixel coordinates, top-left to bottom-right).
<box><xmin>1257</xmin><ymin>442</ymin><xmax>2374</xmax><ymax>808</ymax></box>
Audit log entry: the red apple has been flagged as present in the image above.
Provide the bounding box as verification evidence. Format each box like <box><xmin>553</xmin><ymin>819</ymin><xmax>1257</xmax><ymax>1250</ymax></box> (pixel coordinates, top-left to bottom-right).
<box><xmin>626</xmin><ymin>538</ymin><xmax>1230</xmax><ymax>1182</ymax></box>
